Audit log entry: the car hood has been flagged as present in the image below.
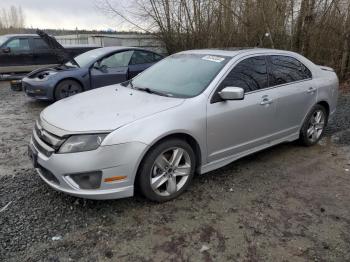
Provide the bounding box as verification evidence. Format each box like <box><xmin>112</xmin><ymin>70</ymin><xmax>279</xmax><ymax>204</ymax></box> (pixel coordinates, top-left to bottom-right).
<box><xmin>40</xmin><ymin>85</ymin><xmax>185</xmax><ymax>134</ymax></box>
<box><xmin>26</xmin><ymin>65</ymin><xmax>79</xmax><ymax>79</ymax></box>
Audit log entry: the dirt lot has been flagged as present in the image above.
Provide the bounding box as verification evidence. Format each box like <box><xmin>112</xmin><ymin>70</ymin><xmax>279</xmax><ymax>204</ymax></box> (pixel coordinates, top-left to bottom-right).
<box><xmin>0</xmin><ymin>81</ymin><xmax>349</xmax><ymax>262</ymax></box>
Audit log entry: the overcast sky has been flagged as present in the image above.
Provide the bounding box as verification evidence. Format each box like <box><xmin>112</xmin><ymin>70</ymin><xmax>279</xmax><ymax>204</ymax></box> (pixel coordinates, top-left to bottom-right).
<box><xmin>0</xmin><ymin>0</ymin><xmax>126</xmax><ymax>31</ymax></box>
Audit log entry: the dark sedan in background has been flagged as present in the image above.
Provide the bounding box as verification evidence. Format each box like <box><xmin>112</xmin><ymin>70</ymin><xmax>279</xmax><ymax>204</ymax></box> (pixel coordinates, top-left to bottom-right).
<box><xmin>22</xmin><ymin>47</ymin><xmax>163</xmax><ymax>101</ymax></box>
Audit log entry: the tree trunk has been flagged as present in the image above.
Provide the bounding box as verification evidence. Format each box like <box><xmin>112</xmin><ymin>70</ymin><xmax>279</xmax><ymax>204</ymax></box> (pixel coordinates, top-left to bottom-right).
<box><xmin>302</xmin><ymin>0</ymin><xmax>316</xmax><ymax>57</ymax></box>
<box><xmin>294</xmin><ymin>0</ymin><xmax>307</xmax><ymax>52</ymax></box>
<box><xmin>340</xmin><ymin>3</ymin><xmax>350</xmax><ymax>79</ymax></box>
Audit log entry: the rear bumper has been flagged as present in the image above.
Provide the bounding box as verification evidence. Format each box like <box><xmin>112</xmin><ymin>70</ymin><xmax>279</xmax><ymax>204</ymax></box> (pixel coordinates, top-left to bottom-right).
<box><xmin>22</xmin><ymin>77</ymin><xmax>55</xmax><ymax>100</ymax></box>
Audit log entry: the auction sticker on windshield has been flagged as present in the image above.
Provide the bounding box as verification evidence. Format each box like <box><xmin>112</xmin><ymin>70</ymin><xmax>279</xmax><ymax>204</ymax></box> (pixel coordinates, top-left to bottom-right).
<box><xmin>202</xmin><ymin>55</ymin><xmax>225</xmax><ymax>63</ymax></box>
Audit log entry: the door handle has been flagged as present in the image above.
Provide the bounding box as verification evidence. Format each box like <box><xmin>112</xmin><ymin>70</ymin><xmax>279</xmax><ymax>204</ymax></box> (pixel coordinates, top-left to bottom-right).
<box><xmin>260</xmin><ymin>96</ymin><xmax>273</xmax><ymax>105</ymax></box>
<box><xmin>307</xmin><ymin>87</ymin><xmax>317</xmax><ymax>94</ymax></box>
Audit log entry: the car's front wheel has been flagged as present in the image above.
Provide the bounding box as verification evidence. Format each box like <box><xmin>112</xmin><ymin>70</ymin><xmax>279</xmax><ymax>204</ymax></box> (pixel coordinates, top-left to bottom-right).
<box><xmin>54</xmin><ymin>79</ymin><xmax>83</xmax><ymax>101</ymax></box>
<box><xmin>299</xmin><ymin>104</ymin><xmax>328</xmax><ymax>146</ymax></box>
<box><xmin>138</xmin><ymin>138</ymin><xmax>196</xmax><ymax>202</ymax></box>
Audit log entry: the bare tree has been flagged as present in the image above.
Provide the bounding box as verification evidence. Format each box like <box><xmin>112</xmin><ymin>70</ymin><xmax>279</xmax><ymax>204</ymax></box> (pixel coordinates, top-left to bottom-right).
<box><xmin>0</xmin><ymin>5</ymin><xmax>25</xmax><ymax>34</ymax></box>
<box><xmin>98</xmin><ymin>0</ymin><xmax>350</xmax><ymax>79</ymax></box>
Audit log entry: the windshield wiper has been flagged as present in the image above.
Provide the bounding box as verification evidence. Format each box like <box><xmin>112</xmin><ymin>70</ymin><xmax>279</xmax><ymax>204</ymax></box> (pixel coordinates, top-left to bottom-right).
<box><xmin>134</xmin><ymin>86</ymin><xmax>170</xmax><ymax>97</ymax></box>
<box><xmin>126</xmin><ymin>80</ymin><xmax>170</xmax><ymax>97</ymax></box>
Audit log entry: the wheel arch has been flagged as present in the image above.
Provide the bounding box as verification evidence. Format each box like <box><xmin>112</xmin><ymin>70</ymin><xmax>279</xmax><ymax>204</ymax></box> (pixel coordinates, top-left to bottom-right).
<box><xmin>136</xmin><ymin>132</ymin><xmax>203</xmax><ymax>177</ymax></box>
<box><xmin>300</xmin><ymin>100</ymin><xmax>331</xmax><ymax>130</ymax></box>
<box><xmin>54</xmin><ymin>77</ymin><xmax>84</xmax><ymax>100</ymax></box>
<box><xmin>316</xmin><ymin>100</ymin><xmax>330</xmax><ymax>116</ymax></box>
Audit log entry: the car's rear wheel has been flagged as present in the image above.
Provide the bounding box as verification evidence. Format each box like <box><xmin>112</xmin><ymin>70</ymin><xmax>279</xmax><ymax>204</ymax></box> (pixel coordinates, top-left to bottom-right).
<box><xmin>299</xmin><ymin>104</ymin><xmax>328</xmax><ymax>146</ymax></box>
<box><xmin>54</xmin><ymin>79</ymin><xmax>82</xmax><ymax>101</ymax></box>
<box><xmin>138</xmin><ymin>139</ymin><xmax>196</xmax><ymax>202</ymax></box>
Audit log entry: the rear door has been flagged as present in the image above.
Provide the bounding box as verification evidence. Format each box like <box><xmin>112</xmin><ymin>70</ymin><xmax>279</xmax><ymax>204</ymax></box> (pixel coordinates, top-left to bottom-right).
<box><xmin>207</xmin><ymin>56</ymin><xmax>279</xmax><ymax>162</ymax></box>
<box><xmin>128</xmin><ymin>51</ymin><xmax>163</xmax><ymax>78</ymax></box>
<box><xmin>266</xmin><ymin>55</ymin><xmax>315</xmax><ymax>137</ymax></box>
<box><xmin>90</xmin><ymin>50</ymin><xmax>133</xmax><ymax>88</ymax></box>
<box><xmin>1</xmin><ymin>37</ymin><xmax>33</xmax><ymax>67</ymax></box>
<box><xmin>32</xmin><ymin>37</ymin><xmax>59</xmax><ymax>65</ymax></box>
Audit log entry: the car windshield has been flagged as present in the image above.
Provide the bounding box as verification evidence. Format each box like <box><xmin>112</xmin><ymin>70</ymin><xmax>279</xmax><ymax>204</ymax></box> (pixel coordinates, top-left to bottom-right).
<box><xmin>65</xmin><ymin>48</ymin><xmax>107</xmax><ymax>68</ymax></box>
<box><xmin>0</xmin><ymin>36</ymin><xmax>9</xmax><ymax>46</ymax></box>
<box><xmin>131</xmin><ymin>53</ymin><xmax>230</xmax><ymax>98</ymax></box>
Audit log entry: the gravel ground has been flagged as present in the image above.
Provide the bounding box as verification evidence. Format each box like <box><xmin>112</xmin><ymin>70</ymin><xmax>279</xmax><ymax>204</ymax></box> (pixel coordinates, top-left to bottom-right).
<box><xmin>0</xmin><ymin>81</ymin><xmax>349</xmax><ymax>262</ymax></box>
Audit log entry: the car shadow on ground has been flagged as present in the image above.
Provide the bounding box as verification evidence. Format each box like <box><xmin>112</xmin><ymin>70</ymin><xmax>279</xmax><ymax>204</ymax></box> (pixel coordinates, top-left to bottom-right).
<box><xmin>24</xmin><ymin>99</ymin><xmax>52</xmax><ymax>109</ymax></box>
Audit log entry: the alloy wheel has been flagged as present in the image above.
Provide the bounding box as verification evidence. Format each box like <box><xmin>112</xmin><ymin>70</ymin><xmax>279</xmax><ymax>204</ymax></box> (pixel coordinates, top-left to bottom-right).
<box><xmin>59</xmin><ymin>83</ymin><xmax>81</xmax><ymax>98</ymax></box>
<box><xmin>307</xmin><ymin>110</ymin><xmax>325</xmax><ymax>143</ymax></box>
<box><xmin>150</xmin><ymin>147</ymin><xmax>192</xmax><ymax>197</ymax></box>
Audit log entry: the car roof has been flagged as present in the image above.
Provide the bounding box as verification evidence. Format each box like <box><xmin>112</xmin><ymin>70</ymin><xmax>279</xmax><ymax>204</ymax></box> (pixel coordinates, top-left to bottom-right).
<box><xmin>2</xmin><ymin>34</ymin><xmax>39</xmax><ymax>38</ymax></box>
<box><xmin>97</xmin><ymin>46</ymin><xmax>160</xmax><ymax>53</ymax></box>
<box><xmin>180</xmin><ymin>48</ymin><xmax>298</xmax><ymax>57</ymax></box>
<box><xmin>76</xmin><ymin>46</ymin><xmax>163</xmax><ymax>68</ymax></box>
<box><xmin>90</xmin><ymin>46</ymin><xmax>163</xmax><ymax>60</ymax></box>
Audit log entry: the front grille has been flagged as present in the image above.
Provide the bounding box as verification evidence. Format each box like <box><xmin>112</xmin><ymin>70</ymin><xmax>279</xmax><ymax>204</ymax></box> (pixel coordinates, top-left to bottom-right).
<box><xmin>34</xmin><ymin>121</ymin><xmax>64</xmax><ymax>149</ymax></box>
<box><xmin>32</xmin><ymin>120</ymin><xmax>65</xmax><ymax>157</ymax></box>
<box><xmin>32</xmin><ymin>135</ymin><xmax>52</xmax><ymax>157</ymax></box>
<box><xmin>38</xmin><ymin>165</ymin><xmax>60</xmax><ymax>185</ymax></box>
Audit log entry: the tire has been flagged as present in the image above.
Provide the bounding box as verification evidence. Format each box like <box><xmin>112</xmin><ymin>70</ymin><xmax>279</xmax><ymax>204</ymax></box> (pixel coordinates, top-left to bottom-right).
<box><xmin>299</xmin><ymin>104</ymin><xmax>328</xmax><ymax>146</ymax></box>
<box><xmin>137</xmin><ymin>138</ymin><xmax>196</xmax><ymax>202</ymax></box>
<box><xmin>54</xmin><ymin>79</ymin><xmax>83</xmax><ymax>101</ymax></box>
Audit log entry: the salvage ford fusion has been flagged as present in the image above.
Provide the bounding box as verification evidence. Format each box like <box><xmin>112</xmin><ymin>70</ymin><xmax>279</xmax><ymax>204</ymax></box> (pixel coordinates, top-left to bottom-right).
<box><xmin>29</xmin><ymin>48</ymin><xmax>338</xmax><ymax>202</ymax></box>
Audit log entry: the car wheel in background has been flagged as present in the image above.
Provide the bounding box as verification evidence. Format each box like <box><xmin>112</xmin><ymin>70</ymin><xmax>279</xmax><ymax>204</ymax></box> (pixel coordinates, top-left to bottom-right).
<box><xmin>299</xmin><ymin>104</ymin><xmax>328</xmax><ymax>146</ymax></box>
<box><xmin>138</xmin><ymin>138</ymin><xmax>196</xmax><ymax>202</ymax></box>
<box><xmin>54</xmin><ymin>79</ymin><xmax>83</xmax><ymax>101</ymax></box>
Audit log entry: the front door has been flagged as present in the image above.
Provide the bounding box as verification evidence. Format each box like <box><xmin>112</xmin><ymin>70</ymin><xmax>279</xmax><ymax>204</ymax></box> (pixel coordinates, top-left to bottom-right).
<box><xmin>207</xmin><ymin>56</ymin><xmax>278</xmax><ymax>163</ymax></box>
<box><xmin>90</xmin><ymin>50</ymin><xmax>133</xmax><ymax>88</ymax></box>
<box><xmin>0</xmin><ymin>37</ymin><xmax>33</xmax><ymax>69</ymax></box>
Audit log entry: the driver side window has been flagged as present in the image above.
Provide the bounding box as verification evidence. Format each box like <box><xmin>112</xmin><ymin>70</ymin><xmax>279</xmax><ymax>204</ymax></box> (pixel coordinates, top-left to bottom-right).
<box><xmin>5</xmin><ymin>38</ymin><xmax>30</xmax><ymax>52</ymax></box>
<box><xmin>100</xmin><ymin>50</ymin><xmax>133</xmax><ymax>68</ymax></box>
<box><xmin>212</xmin><ymin>56</ymin><xmax>268</xmax><ymax>103</ymax></box>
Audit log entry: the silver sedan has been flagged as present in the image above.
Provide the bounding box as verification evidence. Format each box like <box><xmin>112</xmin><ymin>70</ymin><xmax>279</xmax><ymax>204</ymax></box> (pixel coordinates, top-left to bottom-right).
<box><xmin>29</xmin><ymin>48</ymin><xmax>339</xmax><ymax>202</ymax></box>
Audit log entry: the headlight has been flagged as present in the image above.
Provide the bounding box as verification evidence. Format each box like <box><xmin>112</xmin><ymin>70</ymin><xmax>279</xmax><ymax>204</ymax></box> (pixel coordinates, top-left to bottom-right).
<box><xmin>58</xmin><ymin>134</ymin><xmax>108</xmax><ymax>154</ymax></box>
<box><xmin>35</xmin><ymin>71</ymin><xmax>58</xmax><ymax>81</ymax></box>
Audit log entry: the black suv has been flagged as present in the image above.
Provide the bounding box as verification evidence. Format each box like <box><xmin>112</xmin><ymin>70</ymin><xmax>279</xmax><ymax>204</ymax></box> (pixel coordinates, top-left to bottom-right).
<box><xmin>0</xmin><ymin>34</ymin><xmax>98</xmax><ymax>76</ymax></box>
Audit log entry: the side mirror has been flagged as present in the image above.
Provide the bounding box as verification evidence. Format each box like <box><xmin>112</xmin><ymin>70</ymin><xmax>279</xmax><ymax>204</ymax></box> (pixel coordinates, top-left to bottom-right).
<box><xmin>2</xmin><ymin>47</ymin><xmax>10</xmax><ymax>53</ymax></box>
<box><xmin>93</xmin><ymin>62</ymin><xmax>101</xmax><ymax>70</ymax></box>
<box><xmin>93</xmin><ymin>62</ymin><xmax>107</xmax><ymax>72</ymax></box>
<box><xmin>219</xmin><ymin>87</ymin><xmax>245</xmax><ymax>100</ymax></box>
<box><xmin>100</xmin><ymin>64</ymin><xmax>108</xmax><ymax>72</ymax></box>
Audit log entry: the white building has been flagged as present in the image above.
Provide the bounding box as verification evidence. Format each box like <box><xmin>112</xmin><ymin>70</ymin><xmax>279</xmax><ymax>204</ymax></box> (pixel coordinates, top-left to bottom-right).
<box><xmin>55</xmin><ymin>34</ymin><xmax>167</xmax><ymax>55</ymax></box>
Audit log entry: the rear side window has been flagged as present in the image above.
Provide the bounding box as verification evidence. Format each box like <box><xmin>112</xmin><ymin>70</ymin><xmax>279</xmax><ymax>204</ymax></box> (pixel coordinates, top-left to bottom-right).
<box><xmin>34</xmin><ymin>38</ymin><xmax>50</xmax><ymax>49</ymax></box>
<box><xmin>268</xmin><ymin>55</ymin><xmax>312</xmax><ymax>86</ymax></box>
<box><xmin>219</xmin><ymin>56</ymin><xmax>268</xmax><ymax>93</ymax></box>
<box><xmin>5</xmin><ymin>38</ymin><xmax>30</xmax><ymax>51</ymax></box>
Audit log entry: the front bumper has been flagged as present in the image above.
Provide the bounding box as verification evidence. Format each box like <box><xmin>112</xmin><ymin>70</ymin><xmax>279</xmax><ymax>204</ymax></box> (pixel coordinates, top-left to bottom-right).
<box><xmin>30</xmin><ymin>136</ymin><xmax>148</xmax><ymax>200</ymax></box>
<box><xmin>22</xmin><ymin>77</ymin><xmax>55</xmax><ymax>100</ymax></box>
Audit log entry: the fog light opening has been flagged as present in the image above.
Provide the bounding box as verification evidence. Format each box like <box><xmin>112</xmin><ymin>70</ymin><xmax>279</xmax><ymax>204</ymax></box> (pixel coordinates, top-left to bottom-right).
<box><xmin>69</xmin><ymin>171</ymin><xmax>102</xmax><ymax>190</ymax></box>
